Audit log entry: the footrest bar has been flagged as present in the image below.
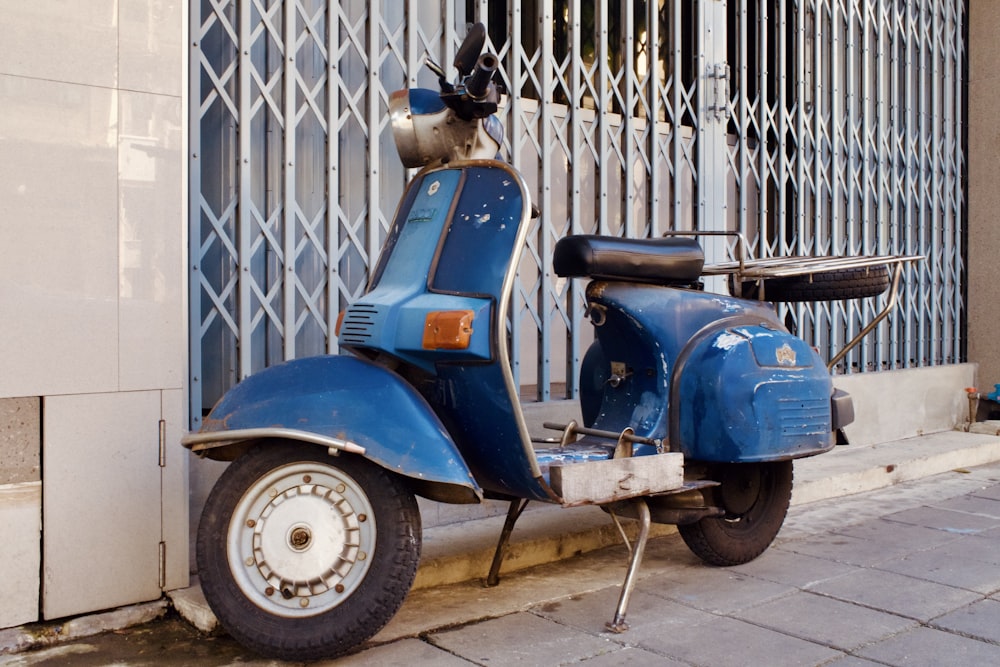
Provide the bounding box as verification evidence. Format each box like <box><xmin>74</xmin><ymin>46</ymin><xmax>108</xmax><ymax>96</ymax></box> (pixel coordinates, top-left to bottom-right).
<box><xmin>543</xmin><ymin>422</ymin><xmax>661</xmax><ymax>449</ymax></box>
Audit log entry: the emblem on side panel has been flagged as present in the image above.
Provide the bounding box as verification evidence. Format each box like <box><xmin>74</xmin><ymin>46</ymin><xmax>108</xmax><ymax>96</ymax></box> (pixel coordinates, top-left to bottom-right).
<box><xmin>775</xmin><ymin>343</ymin><xmax>797</xmax><ymax>366</ymax></box>
<box><xmin>427</xmin><ymin>180</ymin><xmax>440</xmax><ymax>195</ymax></box>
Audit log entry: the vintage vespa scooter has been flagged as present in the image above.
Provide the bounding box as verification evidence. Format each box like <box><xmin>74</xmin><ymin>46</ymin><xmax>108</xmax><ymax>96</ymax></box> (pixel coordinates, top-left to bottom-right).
<box><xmin>183</xmin><ymin>24</ymin><xmax>868</xmax><ymax>661</ymax></box>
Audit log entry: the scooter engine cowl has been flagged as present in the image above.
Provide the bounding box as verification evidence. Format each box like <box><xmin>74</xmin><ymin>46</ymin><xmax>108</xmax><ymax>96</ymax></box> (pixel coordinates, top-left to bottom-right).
<box><xmin>675</xmin><ymin>325</ymin><xmax>837</xmax><ymax>462</ymax></box>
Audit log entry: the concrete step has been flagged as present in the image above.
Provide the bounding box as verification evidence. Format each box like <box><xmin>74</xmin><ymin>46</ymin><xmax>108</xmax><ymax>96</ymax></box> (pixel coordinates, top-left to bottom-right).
<box><xmin>166</xmin><ymin>428</ymin><xmax>1000</xmax><ymax>635</ymax></box>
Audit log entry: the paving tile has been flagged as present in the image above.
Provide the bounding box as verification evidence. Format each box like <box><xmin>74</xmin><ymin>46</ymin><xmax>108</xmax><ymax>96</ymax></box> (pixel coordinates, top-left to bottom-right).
<box><xmin>882</xmin><ymin>505</ymin><xmax>1000</xmax><ymax>534</ymax></box>
<box><xmin>533</xmin><ymin>586</ymin><xmax>717</xmax><ymax>636</ymax></box>
<box><xmin>576</xmin><ymin>645</ymin><xmax>688</xmax><ymax>666</ymax></box>
<box><xmin>734</xmin><ymin>591</ymin><xmax>917</xmax><ymax>651</ymax></box>
<box><xmin>874</xmin><ymin>541</ymin><xmax>1000</xmax><ymax>594</ymax></box>
<box><xmin>819</xmin><ymin>657</ymin><xmax>885</xmax><ymax>667</ymax></box>
<box><xmin>633</xmin><ymin>614</ymin><xmax>843</xmax><ymax>667</ymax></box>
<box><xmin>856</xmin><ymin>626</ymin><xmax>1000</xmax><ymax>666</ymax></box>
<box><xmin>380</xmin><ymin>535</ymin><xmax>693</xmax><ymax>644</ymax></box>
<box><xmin>833</xmin><ymin>516</ymin><xmax>962</xmax><ymax>551</ymax></box>
<box><xmin>428</xmin><ymin>611</ymin><xmax>617</xmax><ymax>667</ymax></box>
<box><xmin>773</xmin><ymin>531</ymin><xmax>880</xmax><ymax>566</ymax></box>
<box><xmin>642</xmin><ymin>565</ymin><xmax>797</xmax><ymax>614</ymax></box>
<box><xmin>776</xmin><ymin>518</ymin><xmax>956</xmax><ymax>567</ymax></box>
<box><xmin>326</xmin><ymin>638</ymin><xmax>474</xmax><ymax>666</ymax></box>
<box><xmin>731</xmin><ymin>548</ymin><xmax>861</xmax><ymax>588</ymax></box>
<box><xmin>918</xmin><ymin>532</ymin><xmax>1000</xmax><ymax>566</ymax></box>
<box><xmin>931</xmin><ymin>598</ymin><xmax>1000</xmax><ymax>643</ymax></box>
<box><xmin>806</xmin><ymin>569</ymin><xmax>981</xmax><ymax>622</ymax></box>
<box><xmin>970</xmin><ymin>483</ymin><xmax>1000</xmax><ymax>501</ymax></box>
<box><xmin>933</xmin><ymin>493</ymin><xmax>1000</xmax><ymax>519</ymax></box>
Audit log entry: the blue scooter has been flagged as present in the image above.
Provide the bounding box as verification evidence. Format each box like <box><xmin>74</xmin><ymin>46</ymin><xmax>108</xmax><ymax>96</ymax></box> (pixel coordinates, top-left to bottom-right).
<box><xmin>183</xmin><ymin>24</ymin><xmax>864</xmax><ymax>661</ymax></box>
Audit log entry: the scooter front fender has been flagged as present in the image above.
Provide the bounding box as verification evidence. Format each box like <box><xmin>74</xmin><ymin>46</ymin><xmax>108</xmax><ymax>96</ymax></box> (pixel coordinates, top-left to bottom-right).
<box><xmin>182</xmin><ymin>355</ymin><xmax>481</xmax><ymax>504</ymax></box>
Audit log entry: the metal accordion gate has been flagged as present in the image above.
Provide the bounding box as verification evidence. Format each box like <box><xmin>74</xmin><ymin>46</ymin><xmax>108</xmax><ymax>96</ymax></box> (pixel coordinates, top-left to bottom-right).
<box><xmin>189</xmin><ymin>0</ymin><xmax>965</xmax><ymax>427</ymax></box>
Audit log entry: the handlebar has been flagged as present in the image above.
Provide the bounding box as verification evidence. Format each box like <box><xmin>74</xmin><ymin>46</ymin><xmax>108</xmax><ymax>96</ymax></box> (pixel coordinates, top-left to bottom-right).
<box><xmin>465</xmin><ymin>54</ymin><xmax>498</xmax><ymax>100</ymax></box>
<box><xmin>454</xmin><ymin>23</ymin><xmax>487</xmax><ymax>77</ymax></box>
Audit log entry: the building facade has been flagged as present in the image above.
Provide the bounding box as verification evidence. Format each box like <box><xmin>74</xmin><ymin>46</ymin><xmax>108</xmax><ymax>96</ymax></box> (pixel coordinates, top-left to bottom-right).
<box><xmin>0</xmin><ymin>1</ymin><xmax>188</xmax><ymax>627</ymax></box>
<box><xmin>2</xmin><ymin>0</ymin><xmax>995</xmax><ymax>630</ymax></box>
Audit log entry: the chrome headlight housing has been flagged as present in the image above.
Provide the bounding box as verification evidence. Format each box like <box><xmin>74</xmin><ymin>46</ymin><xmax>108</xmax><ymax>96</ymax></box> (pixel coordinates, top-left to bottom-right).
<box><xmin>389</xmin><ymin>88</ymin><xmax>501</xmax><ymax>168</ymax></box>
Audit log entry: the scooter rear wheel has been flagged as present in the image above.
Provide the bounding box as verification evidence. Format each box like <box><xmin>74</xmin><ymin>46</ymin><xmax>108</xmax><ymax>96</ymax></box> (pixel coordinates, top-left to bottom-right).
<box><xmin>196</xmin><ymin>441</ymin><xmax>420</xmax><ymax>661</ymax></box>
<box><xmin>678</xmin><ymin>461</ymin><xmax>792</xmax><ymax>566</ymax></box>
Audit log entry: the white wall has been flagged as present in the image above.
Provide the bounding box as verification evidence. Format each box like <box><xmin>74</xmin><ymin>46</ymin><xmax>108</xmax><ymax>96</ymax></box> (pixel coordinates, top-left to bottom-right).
<box><xmin>0</xmin><ymin>0</ymin><xmax>187</xmax><ymax>626</ymax></box>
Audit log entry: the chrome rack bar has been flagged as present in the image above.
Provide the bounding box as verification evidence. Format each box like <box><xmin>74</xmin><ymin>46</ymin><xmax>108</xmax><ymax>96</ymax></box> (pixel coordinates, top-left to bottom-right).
<box><xmin>703</xmin><ymin>253</ymin><xmax>925</xmax><ymax>280</ymax></box>
<box><xmin>662</xmin><ymin>230</ymin><xmax>750</xmax><ymax>278</ymax></box>
<box><xmin>827</xmin><ymin>261</ymin><xmax>905</xmax><ymax>372</ymax></box>
<box><xmin>658</xmin><ymin>232</ymin><xmax>923</xmax><ymax>371</ymax></box>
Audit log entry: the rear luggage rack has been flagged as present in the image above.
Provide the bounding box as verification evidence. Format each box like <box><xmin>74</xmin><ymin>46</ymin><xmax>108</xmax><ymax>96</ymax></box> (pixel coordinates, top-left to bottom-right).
<box><xmin>663</xmin><ymin>231</ymin><xmax>923</xmax><ymax>371</ymax></box>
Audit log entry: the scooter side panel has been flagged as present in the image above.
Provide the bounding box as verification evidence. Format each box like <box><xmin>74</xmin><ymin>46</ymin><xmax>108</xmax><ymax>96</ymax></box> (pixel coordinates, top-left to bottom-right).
<box><xmin>189</xmin><ymin>355</ymin><xmax>481</xmax><ymax>502</ymax></box>
<box><xmin>581</xmin><ymin>284</ymin><xmax>783</xmax><ymax>450</ymax></box>
<box><xmin>581</xmin><ymin>283</ymin><xmax>836</xmax><ymax>462</ymax></box>
<box><xmin>674</xmin><ymin>325</ymin><xmax>836</xmax><ymax>462</ymax></box>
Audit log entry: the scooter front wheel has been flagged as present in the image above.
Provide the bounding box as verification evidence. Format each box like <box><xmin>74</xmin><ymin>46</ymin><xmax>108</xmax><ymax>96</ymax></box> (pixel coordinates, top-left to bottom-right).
<box><xmin>196</xmin><ymin>441</ymin><xmax>421</xmax><ymax>661</ymax></box>
<box><xmin>678</xmin><ymin>461</ymin><xmax>792</xmax><ymax>566</ymax></box>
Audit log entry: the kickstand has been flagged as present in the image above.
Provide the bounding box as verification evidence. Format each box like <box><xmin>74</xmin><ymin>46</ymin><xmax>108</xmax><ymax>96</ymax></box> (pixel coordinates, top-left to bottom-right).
<box><xmin>485</xmin><ymin>498</ymin><xmax>529</xmax><ymax>587</ymax></box>
<box><xmin>606</xmin><ymin>498</ymin><xmax>651</xmax><ymax>633</ymax></box>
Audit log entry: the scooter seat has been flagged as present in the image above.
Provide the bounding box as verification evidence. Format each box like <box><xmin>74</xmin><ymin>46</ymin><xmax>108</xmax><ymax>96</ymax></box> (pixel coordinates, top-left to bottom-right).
<box><xmin>553</xmin><ymin>234</ymin><xmax>705</xmax><ymax>285</ymax></box>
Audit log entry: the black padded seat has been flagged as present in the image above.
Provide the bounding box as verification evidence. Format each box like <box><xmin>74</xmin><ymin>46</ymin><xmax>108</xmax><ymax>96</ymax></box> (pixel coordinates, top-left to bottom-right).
<box><xmin>553</xmin><ymin>235</ymin><xmax>705</xmax><ymax>285</ymax></box>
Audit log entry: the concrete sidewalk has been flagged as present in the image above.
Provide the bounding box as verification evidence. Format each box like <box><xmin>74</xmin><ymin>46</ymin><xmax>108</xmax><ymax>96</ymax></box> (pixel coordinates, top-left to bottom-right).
<box><xmin>162</xmin><ymin>363</ymin><xmax>993</xmax><ymax>633</ymax></box>
<box><xmin>165</xmin><ymin>429</ymin><xmax>1000</xmax><ymax>636</ymax></box>
<box><xmin>4</xmin><ymin>426</ymin><xmax>998</xmax><ymax>660</ymax></box>
<box><xmin>5</xmin><ymin>442</ymin><xmax>1000</xmax><ymax>666</ymax></box>
<box><xmin>407</xmin><ymin>429</ymin><xmax>1000</xmax><ymax>593</ymax></box>
<box><xmin>354</xmin><ymin>456</ymin><xmax>1000</xmax><ymax>667</ymax></box>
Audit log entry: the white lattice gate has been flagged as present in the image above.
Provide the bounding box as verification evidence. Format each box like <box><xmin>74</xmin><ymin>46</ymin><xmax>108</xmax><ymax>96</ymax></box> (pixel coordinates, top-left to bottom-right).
<box><xmin>189</xmin><ymin>0</ymin><xmax>965</xmax><ymax>427</ymax></box>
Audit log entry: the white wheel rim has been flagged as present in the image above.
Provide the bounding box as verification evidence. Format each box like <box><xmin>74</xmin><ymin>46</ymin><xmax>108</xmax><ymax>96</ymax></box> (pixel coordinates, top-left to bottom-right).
<box><xmin>227</xmin><ymin>461</ymin><xmax>376</xmax><ymax>618</ymax></box>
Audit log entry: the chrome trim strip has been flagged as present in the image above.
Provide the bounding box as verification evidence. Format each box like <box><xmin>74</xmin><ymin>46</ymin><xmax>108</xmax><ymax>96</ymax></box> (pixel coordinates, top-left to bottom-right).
<box><xmin>181</xmin><ymin>428</ymin><xmax>366</xmax><ymax>455</ymax></box>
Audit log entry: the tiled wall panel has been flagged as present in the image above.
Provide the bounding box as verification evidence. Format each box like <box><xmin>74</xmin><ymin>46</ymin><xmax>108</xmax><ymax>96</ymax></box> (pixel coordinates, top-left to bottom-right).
<box><xmin>0</xmin><ymin>0</ymin><xmax>188</xmax><ymax>625</ymax></box>
<box><xmin>0</xmin><ymin>76</ymin><xmax>119</xmax><ymax>399</ymax></box>
<box><xmin>118</xmin><ymin>90</ymin><xmax>185</xmax><ymax>392</ymax></box>
<box><xmin>161</xmin><ymin>389</ymin><xmax>189</xmax><ymax>591</ymax></box>
<box><xmin>42</xmin><ymin>391</ymin><xmax>163</xmax><ymax>620</ymax></box>
<box><xmin>0</xmin><ymin>0</ymin><xmax>117</xmax><ymax>88</ymax></box>
<box><xmin>119</xmin><ymin>0</ymin><xmax>183</xmax><ymax>96</ymax></box>
<box><xmin>0</xmin><ymin>482</ymin><xmax>41</xmax><ymax>628</ymax></box>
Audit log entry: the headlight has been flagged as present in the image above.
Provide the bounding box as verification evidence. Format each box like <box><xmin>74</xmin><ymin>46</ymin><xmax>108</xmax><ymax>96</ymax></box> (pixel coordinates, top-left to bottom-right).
<box><xmin>389</xmin><ymin>89</ymin><xmax>448</xmax><ymax>168</ymax></box>
<box><xmin>389</xmin><ymin>88</ymin><xmax>500</xmax><ymax>168</ymax></box>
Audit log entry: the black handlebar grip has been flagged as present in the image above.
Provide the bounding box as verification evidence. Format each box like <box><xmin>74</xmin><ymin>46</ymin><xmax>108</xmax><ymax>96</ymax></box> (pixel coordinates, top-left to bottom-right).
<box><xmin>465</xmin><ymin>54</ymin><xmax>498</xmax><ymax>100</ymax></box>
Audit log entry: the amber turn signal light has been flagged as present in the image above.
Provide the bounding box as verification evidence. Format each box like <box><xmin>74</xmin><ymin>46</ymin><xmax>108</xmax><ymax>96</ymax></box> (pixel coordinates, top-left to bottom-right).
<box><xmin>422</xmin><ymin>310</ymin><xmax>474</xmax><ymax>350</ymax></box>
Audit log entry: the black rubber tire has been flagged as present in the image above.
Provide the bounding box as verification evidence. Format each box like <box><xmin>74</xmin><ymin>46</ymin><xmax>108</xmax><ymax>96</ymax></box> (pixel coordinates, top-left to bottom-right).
<box><xmin>736</xmin><ymin>264</ymin><xmax>890</xmax><ymax>302</ymax></box>
<box><xmin>197</xmin><ymin>442</ymin><xmax>421</xmax><ymax>661</ymax></box>
<box><xmin>678</xmin><ymin>461</ymin><xmax>793</xmax><ymax>566</ymax></box>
